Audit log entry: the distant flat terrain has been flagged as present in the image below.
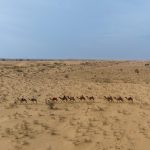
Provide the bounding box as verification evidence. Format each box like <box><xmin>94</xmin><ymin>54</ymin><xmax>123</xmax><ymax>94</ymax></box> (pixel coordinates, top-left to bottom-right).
<box><xmin>0</xmin><ymin>60</ymin><xmax>150</xmax><ymax>150</ymax></box>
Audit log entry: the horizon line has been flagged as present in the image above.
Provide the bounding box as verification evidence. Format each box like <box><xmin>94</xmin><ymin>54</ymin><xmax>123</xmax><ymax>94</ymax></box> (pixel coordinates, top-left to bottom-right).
<box><xmin>0</xmin><ymin>58</ymin><xmax>150</xmax><ymax>61</ymax></box>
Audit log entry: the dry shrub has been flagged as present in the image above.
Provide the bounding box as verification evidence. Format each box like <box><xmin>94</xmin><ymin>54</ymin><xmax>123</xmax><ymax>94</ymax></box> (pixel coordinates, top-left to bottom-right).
<box><xmin>41</xmin><ymin>123</ymin><xmax>50</xmax><ymax>130</ymax></box>
<box><xmin>135</xmin><ymin>69</ymin><xmax>139</xmax><ymax>74</ymax></box>
<box><xmin>96</xmin><ymin>106</ymin><xmax>104</xmax><ymax>111</ymax></box>
<box><xmin>1</xmin><ymin>58</ymin><xmax>6</xmax><ymax>61</ymax></box>
<box><xmin>42</xmin><ymin>64</ymin><xmax>47</xmax><ymax>66</ymax></box>
<box><xmin>64</xmin><ymin>74</ymin><xmax>69</xmax><ymax>78</ymax></box>
<box><xmin>22</xmin><ymin>140</ymin><xmax>30</xmax><ymax>146</ymax></box>
<box><xmin>54</xmin><ymin>62</ymin><xmax>62</xmax><ymax>66</ymax></box>
<box><xmin>80</xmin><ymin>62</ymin><xmax>90</xmax><ymax>65</ymax></box>
<box><xmin>47</xmin><ymin>101</ymin><xmax>55</xmax><ymax>109</ymax></box>
<box><xmin>16</xmin><ymin>69</ymin><xmax>23</xmax><ymax>73</ymax></box>
<box><xmin>50</xmin><ymin>129</ymin><xmax>57</xmax><ymax>135</ymax></box>
<box><xmin>39</xmin><ymin>68</ymin><xmax>45</xmax><ymax>72</ymax></box>
<box><xmin>33</xmin><ymin>120</ymin><xmax>40</xmax><ymax>125</ymax></box>
<box><xmin>144</xmin><ymin>79</ymin><xmax>150</xmax><ymax>84</ymax></box>
<box><xmin>84</xmin><ymin>138</ymin><xmax>92</xmax><ymax>143</ymax></box>
<box><xmin>5</xmin><ymin>128</ymin><xmax>13</xmax><ymax>135</ymax></box>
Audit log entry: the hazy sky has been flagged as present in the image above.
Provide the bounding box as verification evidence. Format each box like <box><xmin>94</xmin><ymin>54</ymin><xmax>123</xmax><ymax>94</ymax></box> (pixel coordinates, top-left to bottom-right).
<box><xmin>0</xmin><ymin>0</ymin><xmax>150</xmax><ymax>59</ymax></box>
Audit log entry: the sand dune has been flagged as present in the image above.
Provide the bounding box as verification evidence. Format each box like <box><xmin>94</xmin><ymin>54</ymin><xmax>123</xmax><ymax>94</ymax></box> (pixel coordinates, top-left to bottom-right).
<box><xmin>0</xmin><ymin>60</ymin><xmax>150</xmax><ymax>150</ymax></box>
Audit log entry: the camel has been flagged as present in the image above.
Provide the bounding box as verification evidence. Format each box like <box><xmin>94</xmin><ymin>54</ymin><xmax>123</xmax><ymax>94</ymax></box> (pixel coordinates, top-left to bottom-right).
<box><xmin>29</xmin><ymin>97</ymin><xmax>37</xmax><ymax>104</ymax></box>
<box><xmin>49</xmin><ymin>97</ymin><xmax>58</xmax><ymax>102</ymax></box>
<box><xmin>86</xmin><ymin>96</ymin><xmax>94</xmax><ymax>101</ymax></box>
<box><xmin>104</xmin><ymin>96</ymin><xmax>113</xmax><ymax>102</ymax></box>
<box><xmin>77</xmin><ymin>95</ymin><xmax>86</xmax><ymax>100</ymax></box>
<box><xmin>67</xmin><ymin>96</ymin><xmax>75</xmax><ymax>101</ymax></box>
<box><xmin>145</xmin><ymin>63</ymin><xmax>149</xmax><ymax>66</ymax></box>
<box><xmin>125</xmin><ymin>97</ymin><xmax>133</xmax><ymax>103</ymax></box>
<box><xmin>114</xmin><ymin>96</ymin><xmax>124</xmax><ymax>103</ymax></box>
<box><xmin>17</xmin><ymin>97</ymin><xmax>27</xmax><ymax>104</ymax></box>
<box><xmin>14</xmin><ymin>100</ymin><xmax>17</xmax><ymax>104</ymax></box>
<box><xmin>59</xmin><ymin>96</ymin><xmax>68</xmax><ymax>101</ymax></box>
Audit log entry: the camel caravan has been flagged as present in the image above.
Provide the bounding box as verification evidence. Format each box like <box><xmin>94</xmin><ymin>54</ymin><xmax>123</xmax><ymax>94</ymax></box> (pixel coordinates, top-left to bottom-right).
<box><xmin>104</xmin><ymin>96</ymin><xmax>133</xmax><ymax>103</ymax></box>
<box><xmin>15</xmin><ymin>95</ymin><xmax>95</xmax><ymax>104</ymax></box>
<box><xmin>15</xmin><ymin>95</ymin><xmax>134</xmax><ymax>105</ymax></box>
<box><xmin>46</xmin><ymin>95</ymin><xmax>95</xmax><ymax>103</ymax></box>
<box><xmin>15</xmin><ymin>96</ymin><xmax>37</xmax><ymax>104</ymax></box>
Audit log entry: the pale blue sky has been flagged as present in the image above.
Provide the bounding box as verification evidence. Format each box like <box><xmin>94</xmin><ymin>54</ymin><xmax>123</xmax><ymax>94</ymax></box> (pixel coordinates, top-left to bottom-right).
<box><xmin>0</xmin><ymin>0</ymin><xmax>150</xmax><ymax>59</ymax></box>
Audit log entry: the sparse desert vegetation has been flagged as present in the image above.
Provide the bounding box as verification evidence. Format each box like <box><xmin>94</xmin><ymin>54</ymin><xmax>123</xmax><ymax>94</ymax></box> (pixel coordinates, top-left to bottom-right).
<box><xmin>0</xmin><ymin>60</ymin><xmax>150</xmax><ymax>150</ymax></box>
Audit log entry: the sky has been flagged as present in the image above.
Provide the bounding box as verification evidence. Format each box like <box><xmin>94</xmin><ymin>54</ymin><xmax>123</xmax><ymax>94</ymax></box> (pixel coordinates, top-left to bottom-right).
<box><xmin>0</xmin><ymin>0</ymin><xmax>150</xmax><ymax>60</ymax></box>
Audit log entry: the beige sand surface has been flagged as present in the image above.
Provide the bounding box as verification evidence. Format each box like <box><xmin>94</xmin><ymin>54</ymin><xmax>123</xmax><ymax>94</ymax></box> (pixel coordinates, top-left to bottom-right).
<box><xmin>0</xmin><ymin>60</ymin><xmax>150</xmax><ymax>150</ymax></box>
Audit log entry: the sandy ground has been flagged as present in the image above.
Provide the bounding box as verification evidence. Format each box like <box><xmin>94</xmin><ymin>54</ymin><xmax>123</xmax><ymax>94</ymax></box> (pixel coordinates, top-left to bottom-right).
<box><xmin>0</xmin><ymin>60</ymin><xmax>150</xmax><ymax>150</ymax></box>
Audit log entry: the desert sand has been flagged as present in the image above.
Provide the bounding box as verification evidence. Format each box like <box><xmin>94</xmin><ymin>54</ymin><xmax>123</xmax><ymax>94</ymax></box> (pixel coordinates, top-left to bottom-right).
<box><xmin>0</xmin><ymin>60</ymin><xmax>150</xmax><ymax>150</ymax></box>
